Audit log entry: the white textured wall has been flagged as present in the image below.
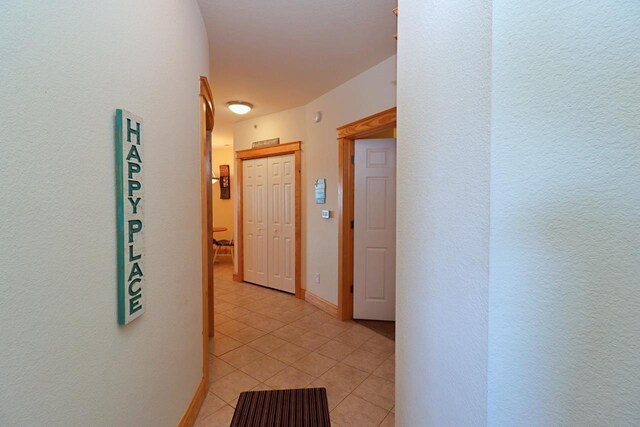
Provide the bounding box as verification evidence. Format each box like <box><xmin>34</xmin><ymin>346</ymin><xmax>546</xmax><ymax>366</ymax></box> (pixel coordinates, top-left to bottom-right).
<box><xmin>233</xmin><ymin>106</ymin><xmax>308</xmax><ymax>152</ymax></box>
<box><xmin>303</xmin><ymin>56</ymin><xmax>396</xmax><ymax>303</ymax></box>
<box><xmin>0</xmin><ymin>1</ymin><xmax>209</xmax><ymax>425</ymax></box>
<box><xmin>396</xmin><ymin>1</ymin><xmax>491</xmax><ymax>425</ymax></box>
<box><xmin>488</xmin><ymin>1</ymin><xmax>640</xmax><ymax>425</ymax></box>
<box><xmin>233</xmin><ymin>56</ymin><xmax>396</xmax><ymax>303</ymax></box>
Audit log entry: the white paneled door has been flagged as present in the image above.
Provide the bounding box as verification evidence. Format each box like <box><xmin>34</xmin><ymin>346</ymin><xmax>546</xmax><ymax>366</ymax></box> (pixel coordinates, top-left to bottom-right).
<box><xmin>242</xmin><ymin>157</ymin><xmax>268</xmax><ymax>286</ymax></box>
<box><xmin>243</xmin><ymin>154</ymin><xmax>296</xmax><ymax>293</ymax></box>
<box><xmin>267</xmin><ymin>155</ymin><xmax>295</xmax><ymax>293</ymax></box>
<box><xmin>354</xmin><ymin>139</ymin><xmax>396</xmax><ymax>320</ymax></box>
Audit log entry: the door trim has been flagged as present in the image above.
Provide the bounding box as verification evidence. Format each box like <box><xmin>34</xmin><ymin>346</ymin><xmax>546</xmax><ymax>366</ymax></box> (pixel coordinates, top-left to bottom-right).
<box><xmin>336</xmin><ymin>107</ymin><xmax>396</xmax><ymax>320</ymax></box>
<box><xmin>235</xmin><ymin>142</ymin><xmax>303</xmax><ymax>299</ymax></box>
<box><xmin>199</xmin><ymin>76</ymin><xmax>214</xmax><ymax>397</ymax></box>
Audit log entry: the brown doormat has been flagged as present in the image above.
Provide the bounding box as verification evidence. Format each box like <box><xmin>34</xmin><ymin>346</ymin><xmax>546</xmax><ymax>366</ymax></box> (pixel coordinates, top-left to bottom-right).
<box><xmin>230</xmin><ymin>388</ymin><xmax>331</xmax><ymax>427</ymax></box>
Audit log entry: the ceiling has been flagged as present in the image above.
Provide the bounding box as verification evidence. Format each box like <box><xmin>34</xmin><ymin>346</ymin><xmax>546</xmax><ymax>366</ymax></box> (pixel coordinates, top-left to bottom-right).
<box><xmin>197</xmin><ymin>0</ymin><xmax>397</xmax><ymax>147</ymax></box>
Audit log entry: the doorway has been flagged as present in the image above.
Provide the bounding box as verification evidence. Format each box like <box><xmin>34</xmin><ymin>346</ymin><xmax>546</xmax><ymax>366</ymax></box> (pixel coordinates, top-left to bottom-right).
<box><xmin>336</xmin><ymin>107</ymin><xmax>397</xmax><ymax>321</ymax></box>
<box><xmin>199</xmin><ymin>76</ymin><xmax>214</xmax><ymax>393</ymax></box>
<box><xmin>234</xmin><ymin>142</ymin><xmax>303</xmax><ymax>299</ymax></box>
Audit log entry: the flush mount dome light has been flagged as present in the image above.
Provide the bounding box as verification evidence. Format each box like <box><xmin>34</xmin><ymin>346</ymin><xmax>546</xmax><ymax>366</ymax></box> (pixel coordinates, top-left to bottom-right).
<box><xmin>226</xmin><ymin>101</ymin><xmax>253</xmax><ymax>115</ymax></box>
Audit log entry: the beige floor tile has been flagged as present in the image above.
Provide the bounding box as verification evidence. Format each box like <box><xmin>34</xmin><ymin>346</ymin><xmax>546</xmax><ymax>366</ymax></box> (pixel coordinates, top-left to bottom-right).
<box><xmin>330</xmin><ymin>394</ymin><xmax>388</xmax><ymax>427</ymax></box>
<box><xmin>294</xmin><ymin>330</ymin><xmax>331</xmax><ymax>351</ymax></box>
<box><xmin>247</xmin><ymin>334</ymin><xmax>287</xmax><ymax>354</ymax></box>
<box><xmin>244</xmin><ymin>299</ymin><xmax>274</xmax><ymax>312</ymax></box>
<box><xmin>342</xmin><ymin>349</ymin><xmax>387</xmax><ymax>373</ymax></box>
<box><xmin>379</xmin><ymin>411</ymin><xmax>395</xmax><ymax>427</ymax></box>
<box><xmin>213</xmin><ymin>313</ymin><xmax>232</xmax><ymax>325</ymax></box>
<box><xmin>313</xmin><ymin>323</ymin><xmax>350</xmax><ymax>339</ymax></box>
<box><xmin>324</xmin><ymin>318</ymin><xmax>355</xmax><ymax>331</ymax></box>
<box><xmin>359</xmin><ymin>334</ymin><xmax>395</xmax><ymax>357</ymax></box>
<box><xmin>372</xmin><ymin>357</ymin><xmax>395</xmax><ymax>383</ymax></box>
<box><xmin>239</xmin><ymin>355</ymin><xmax>287</xmax><ymax>382</ymax></box>
<box><xmin>305</xmin><ymin>310</ymin><xmax>335</xmax><ymax>323</ymax></box>
<box><xmin>273</xmin><ymin>309</ymin><xmax>308</xmax><ymax>323</ymax></box>
<box><xmin>208</xmin><ymin>261</ymin><xmax>396</xmax><ymax>425</ymax></box>
<box><xmin>295</xmin><ymin>313</ymin><xmax>332</xmax><ymax>330</ymax></box>
<box><xmin>223</xmin><ymin>306</ymin><xmax>252</xmax><ymax>319</ymax></box>
<box><xmin>208</xmin><ymin>356</ymin><xmax>236</xmax><ymax>383</ymax></box>
<box><xmin>315</xmin><ymin>339</ymin><xmax>357</xmax><ymax>361</ymax></box>
<box><xmin>213</xmin><ymin>301</ymin><xmax>236</xmax><ymax>313</ymax></box>
<box><xmin>195</xmin><ymin>392</ymin><xmax>226</xmax><ymax>421</ymax></box>
<box><xmin>217</xmin><ymin>293</ymin><xmax>249</xmax><ymax>305</ymax></box>
<box><xmin>318</xmin><ymin>363</ymin><xmax>369</xmax><ymax>393</ymax></box>
<box><xmin>264</xmin><ymin>366</ymin><xmax>315</xmax><ymax>389</ymax></box>
<box><xmin>309</xmin><ymin>379</ymin><xmax>350</xmax><ymax>411</ymax></box>
<box><xmin>276</xmin><ymin>298</ymin><xmax>304</xmax><ymax>310</ymax></box>
<box><xmin>195</xmin><ymin>405</ymin><xmax>235</xmax><ymax>427</ymax></box>
<box><xmin>237</xmin><ymin>313</ymin><xmax>286</xmax><ymax>333</ymax></box>
<box><xmin>352</xmin><ymin>375</ymin><xmax>395</xmax><ymax>410</ymax></box>
<box><xmin>229</xmin><ymin>325</ymin><xmax>267</xmax><ymax>344</ymax></box>
<box><xmin>333</xmin><ymin>325</ymin><xmax>376</xmax><ymax>346</ymax></box>
<box><xmin>209</xmin><ymin>334</ymin><xmax>243</xmax><ymax>357</ymax></box>
<box><xmin>268</xmin><ymin>342</ymin><xmax>310</xmax><ymax>364</ymax></box>
<box><xmin>210</xmin><ymin>370</ymin><xmax>260</xmax><ymax>403</ymax></box>
<box><xmin>252</xmin><ymin>383</ymin><xmax>276</xmax><ymax>391</ymax></box>
<box><xmin>270</xmin><ymin>324</ymin><xmax>307</xmax><ymax>342</ymax></box>
<box><xmin>255</xmin><ymin>305</ymin><xmax>284</xmax><ymax>318</ymax></box>
<box><xmin>214</xmin><ymin>319</ymin><xmax>251</xmax><ymax>336</ymax></box>
<box><xmin>253</xmin><ymin>317</ymin><xmax>286</xmax><ymax>333</ymax></box>
<box><xmin>300</xmin><ymin>304</ymin><xmax>321</xmax><ymax>314</ymax></box>
<box><xmin>391</xmin><ymin>406</ymin><xmax>395</xmax><ymax>413</ymax></box>
<box><xmin>219</xmin><ymin>345</ymin><xmax>265</xmax><ymax>368</ymax></box>
<box><xmin>291</xmin><ymin>352</ymin><xmax>337</xmax><ymax>377</ymax></box>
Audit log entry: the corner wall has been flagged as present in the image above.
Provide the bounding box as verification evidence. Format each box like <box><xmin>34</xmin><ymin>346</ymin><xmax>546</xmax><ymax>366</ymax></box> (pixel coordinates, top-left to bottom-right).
<box><xmin>0</xmin><ymin>1</ymin><xmax>209</xmax><ymax>425</ymax></box>
<box><xmin>233</xmin><ymin>56</ymin><xmax>397</xmax><ymax>303</ymax></box>
<box><xmin>488</xmin><ymin>1</ymin><xmax>640</xmax><ymax>424</ymax></box>
<box><xmin>397</xmin><ymin>0</ymin><xmax>640</xmax><ymax>425</ymax></box>
<box><xmin>395</xmin><ymin>1</ymin><xmax>492</xmax><ymax>425</ymax></box>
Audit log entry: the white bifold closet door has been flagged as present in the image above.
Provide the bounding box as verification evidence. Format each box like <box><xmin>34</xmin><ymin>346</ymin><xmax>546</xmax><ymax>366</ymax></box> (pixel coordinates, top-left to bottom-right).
<box><xmin>242</xmin><ymin>158</ymin><xmax>269</xmax><ymax>286</ymax></box>
<box><xmin>243</xmin><ymin>154</ymin><xmax>295</xmax><ymax>294</ymax></box>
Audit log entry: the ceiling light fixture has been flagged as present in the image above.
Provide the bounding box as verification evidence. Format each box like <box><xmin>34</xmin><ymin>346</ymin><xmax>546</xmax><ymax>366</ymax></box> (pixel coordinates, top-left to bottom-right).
<box><xmin>226</xmin><ymin>101</ymin><xmax>253</xmax><ymax>115</ymax></box>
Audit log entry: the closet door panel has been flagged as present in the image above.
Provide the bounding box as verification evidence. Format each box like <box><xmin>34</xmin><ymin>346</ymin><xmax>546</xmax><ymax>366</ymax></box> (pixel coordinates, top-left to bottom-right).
<box><xmin>282</xmin><ymin>159</ymin><xmax>295</xmax><ymax>287</ymax></box>
<box><xmin>243</xmin><ymin>158</ymin><xmax>268</xmax><ymax>286</ymax></box>
<box><xmin>243</xmin><ymin>153</ymin><xmax>296</xmax><ymax>294</ymax></box>
<box><xmin>268</xmin><ymin>154</ymin><xmax>295</xmax><ymax>293</ymax></box>
<box><xmin>267</xmin><ymin>156</ymin><xmax>283</xmax><ymax>291</ymax></box>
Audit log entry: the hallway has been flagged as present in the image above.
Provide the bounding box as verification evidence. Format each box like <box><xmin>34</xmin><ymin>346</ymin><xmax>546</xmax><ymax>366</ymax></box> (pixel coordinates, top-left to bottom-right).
<box><xmin>196</xmin><ymin>261</ymin><xmax>395</xmax><ymax>426</ymax></box>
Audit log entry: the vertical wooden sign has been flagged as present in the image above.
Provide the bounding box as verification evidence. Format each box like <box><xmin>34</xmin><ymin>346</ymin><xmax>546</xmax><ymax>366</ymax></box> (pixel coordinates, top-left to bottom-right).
<box><xmin>219</xmin><ymin>164</ymin><xmax>230</xmax><ymax>199</ymax></box>
<box><xmin>115</xmin><ymin>109</ymin><xmax>145</xmax><ymax>325</ymax></box>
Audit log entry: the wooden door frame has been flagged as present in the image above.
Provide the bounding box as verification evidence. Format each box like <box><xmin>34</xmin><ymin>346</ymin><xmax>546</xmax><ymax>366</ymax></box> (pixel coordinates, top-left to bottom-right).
<box><xmin>178</xmin><ymin>77</ymin><xmax>216</xmax><ymax>427</ymax></box>
<box><xmin>199</xmin><ymin>76</ymin><xmax>214</xmax><ymax>386</ymax></box>
<box><xmin>336</xmin><ymin>107</ymin><xmax>396</xmax><ymax>320</ymax></box>
<box><xmin>234</xmin><ymin>142</ymin><xmax>303</xmax><ymax>299</ymax></box>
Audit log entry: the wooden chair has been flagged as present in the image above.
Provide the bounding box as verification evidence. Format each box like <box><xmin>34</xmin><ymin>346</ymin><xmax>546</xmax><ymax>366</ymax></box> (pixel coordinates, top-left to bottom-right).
<box><xmin>212</xmin><ymin>238</ymin><xmax>234</xmax><ymax>264</ymax></box>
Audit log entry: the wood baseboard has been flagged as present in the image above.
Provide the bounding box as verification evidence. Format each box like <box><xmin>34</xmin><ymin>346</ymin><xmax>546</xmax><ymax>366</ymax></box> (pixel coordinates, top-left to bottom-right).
<box><xmin>232</xmin><ymin>273</ymin><xmax>242</xmax><ymax>282</ymax></box>
<box><xmin>178</xmin><ymin>377</ymin><xmax>206</xmax><ymax>427</ymax></box>
<box><xmin>304</xmin><ymin>290</ymin><xmax>338</xmax><ymax>318</ymax></box>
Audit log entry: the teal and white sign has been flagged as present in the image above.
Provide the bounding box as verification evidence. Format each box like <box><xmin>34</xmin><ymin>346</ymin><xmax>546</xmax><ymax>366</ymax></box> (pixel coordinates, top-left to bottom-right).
<box><xmin>115</xmin><ymin>109</ymin><xmax>145</xmax><ymax>325</ymax></box>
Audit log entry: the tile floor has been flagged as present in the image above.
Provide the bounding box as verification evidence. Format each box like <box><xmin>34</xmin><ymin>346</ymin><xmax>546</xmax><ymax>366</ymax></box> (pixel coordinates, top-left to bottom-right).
<box><xmin>195</xmin><ymin>260</ymin><xmax>395</xmax><ymax>427</ymax></box>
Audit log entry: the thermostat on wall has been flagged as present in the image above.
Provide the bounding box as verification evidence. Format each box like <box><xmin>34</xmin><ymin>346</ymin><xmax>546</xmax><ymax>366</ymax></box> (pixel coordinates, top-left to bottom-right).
<box><xmin>321</xmin><ymin>210</ymin><xmax>331</xmax><ymax>219</ymax></box>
